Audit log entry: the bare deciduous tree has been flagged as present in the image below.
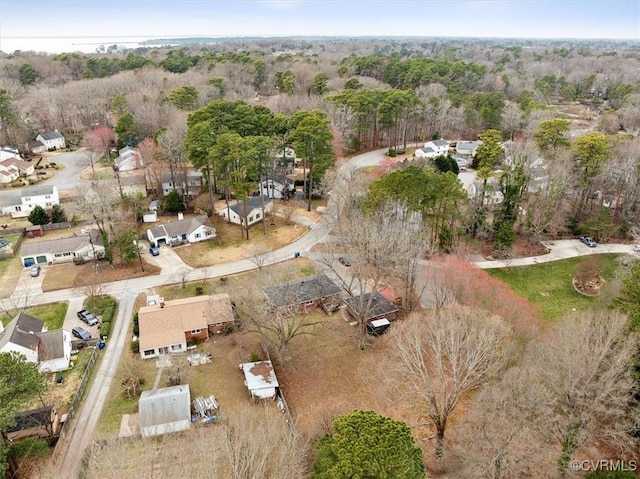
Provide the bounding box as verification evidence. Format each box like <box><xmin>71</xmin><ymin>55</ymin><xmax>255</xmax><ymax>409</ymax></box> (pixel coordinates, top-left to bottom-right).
<box><xmin>528</xmin><ymin>311</ymin><xmax>640</xmax><ymax>477</ymax></box>
<box><xmin>319</xmin><ymin>197</ymin><xmax>431</xmax><ymax>348</ymax></box>
<box><xmin>383</xmin><ymin>305</ymin><xmax>511</xmax><ymax>459</ymax></box>
<box><xmin>454</xmin><ymin>367</ymin><xmax>554</xmax><ymax>479</ymax></box>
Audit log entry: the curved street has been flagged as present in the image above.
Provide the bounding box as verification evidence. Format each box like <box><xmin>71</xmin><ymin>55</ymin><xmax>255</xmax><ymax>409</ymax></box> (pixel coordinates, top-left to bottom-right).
<box><xmin>3</xmin><ymin>146</ymin><xmax>636</xmax><ymax>478</ymax></box>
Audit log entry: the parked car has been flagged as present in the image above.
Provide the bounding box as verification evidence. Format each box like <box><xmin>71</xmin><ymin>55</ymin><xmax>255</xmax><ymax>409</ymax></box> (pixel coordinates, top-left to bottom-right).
<box><xmin>77</xmin><ymin>309</ymin><xmax>99</xmax><ymax>326</ymax></box>
<box><xmin>149</xmin><ymin>246</ymin><xmax>160</xmax><ymax>256</ymax></box>
<box><xmin>30</xmin><ymin>265</ymin><xmax>41</xmax><ymax>277</ymax></box>
<box><xmin>338</xmin><ymin>256</ymin><xmax>351</xmax><ymax>267</ymax></box>
<box><xmin>72</xmin><ymin>326</ymin><xmax>91</xmax><ymax>340</ymax></box>
<box><xmin>579</xmin><ymin>236</ymin><xmax>597</xmax><ymax>247</ymax></box>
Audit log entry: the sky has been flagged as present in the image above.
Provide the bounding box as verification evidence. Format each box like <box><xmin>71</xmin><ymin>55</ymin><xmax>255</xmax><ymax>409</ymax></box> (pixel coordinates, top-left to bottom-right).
<box><xmin>1</xmin><ymin>0</ymin><xmax>639</xmax><ymax>54</ymax></box>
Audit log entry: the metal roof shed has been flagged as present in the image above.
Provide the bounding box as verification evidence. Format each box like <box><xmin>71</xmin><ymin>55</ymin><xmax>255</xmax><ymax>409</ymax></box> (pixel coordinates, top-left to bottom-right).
<box><xmin>241</xmin><ymin>361</ymin><xmax>279</xmax><ymax>399</ymax></box>
<box><xmin>138</xmin><ymin>384</ymin><xmax>191</xmax><ymax>437</ymax></box>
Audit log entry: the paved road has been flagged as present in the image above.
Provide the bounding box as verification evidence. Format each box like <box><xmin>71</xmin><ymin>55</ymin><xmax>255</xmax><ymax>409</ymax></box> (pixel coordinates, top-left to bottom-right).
<box><xmin>0</xmin><ymin>150</ymin><xmax>89</xmax><ymax>202</ymax></box>
<box><xmin>32</xmin><ymin>147</ymin><xmax>389</xmax><ymax>479</ymax></box>
<box><xmin>10</xmin><ymin>145</ymin><xmax>639</xmax><ymax>478</ymax></box>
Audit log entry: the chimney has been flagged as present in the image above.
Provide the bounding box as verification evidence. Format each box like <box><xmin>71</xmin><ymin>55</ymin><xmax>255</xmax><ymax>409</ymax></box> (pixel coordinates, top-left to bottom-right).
<box><xmin>178</xmin><ymin>212</ymin><xmax>184</xmax><ymax>221</ymax></box>
<box><xmin>160</xmin><ymin>297</ymin><xmax>165</xmax><ymax>308</ymax></box>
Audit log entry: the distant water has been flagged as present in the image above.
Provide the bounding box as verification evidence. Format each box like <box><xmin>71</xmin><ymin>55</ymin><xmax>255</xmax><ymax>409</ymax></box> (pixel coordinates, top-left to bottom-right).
<box><xmin>0</xmin><ymin>36</ymin><xmax>162</xmax><ymax>55</ymax></box>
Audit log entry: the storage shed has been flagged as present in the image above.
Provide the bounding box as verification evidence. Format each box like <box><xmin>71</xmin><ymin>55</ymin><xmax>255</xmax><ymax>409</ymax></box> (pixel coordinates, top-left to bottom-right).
<box><xmin>240</xmin><ymin>361</ymin><xmax>279</xmax><ymax>399</ymax></box>
<box><xmin>138</xmin><ymin>384</ymin><xmax>191</xmax><ymax>437</ymax></box>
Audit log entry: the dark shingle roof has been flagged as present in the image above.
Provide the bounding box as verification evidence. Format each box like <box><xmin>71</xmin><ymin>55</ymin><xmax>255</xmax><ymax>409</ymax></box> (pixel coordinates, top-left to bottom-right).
<box><xmin>229</xmin><ymin>196</ymin><xmax>271</xmax><ymax>217</ymax></box>
<box><xmin>38</xmin><ymin>131</ymin><xmax>64</xmax><ymax>141</ymax></box>
<box><xmin>0</xmin><ymin>312</ymin><xmax>45</xmax><ymax>351</ymax></box>
<box><xmin>5</xmin><ymin>406</ymin><xmax>53</xmax><ymax>433</ymax></box>
<box><xmin>344</xmin><ymin>292</ymin><xmax>399</xmax><ymax>320</ymax></box>
<box><xmin>263</xmin><ymin>273</ymin><xmax>342</xmax><ymax>308</ymax></box>
<box><xmin>37</xmin><ymin>329</ymin><xmax>65</xmax><ymax>361</ymax></box>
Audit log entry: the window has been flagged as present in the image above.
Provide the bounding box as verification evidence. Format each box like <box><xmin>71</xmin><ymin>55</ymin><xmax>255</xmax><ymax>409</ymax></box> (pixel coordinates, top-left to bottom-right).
<box><xmin>191</xmin><ymin>329</ymin><xmax>201</xmax><ymax>334</ymax></box>
<box><xmin>24</xmin><ymin>197</ymin><xmax>30</xmax><ymax>201</ymax></box>
<box><xmin>171</xmin><ymin>344</ymin><xmax>182</xmax><ymax>351</ymax></box>
<box><xmin>194</xmin><ymin>233</ymin><xmax>201</xmax><ymax>239</ymax></box>
<box><xmin>256</xmin><ymin>213</ymin><xmax>261</xmax><ymax>219</ymax></box>
<box><xmin>248</xmin><ymin>216</ymin><xmax>253</xmax><ymax>222</ymax></box>
<box><xmin>304</xmin><ymin>300</ymin><xmax>314</xmax><ymax>306</ymax></box>
<box><xmin>15</xmin><ymin>206</ymin><xmax>21</xmax><ymax>212</ymax></box>
<box><xmin>143</xmin><ymin>349</ymin><xmax>155</xmax><ymax>356</ymax></box>
<box><xmin>46</xmin><ymin>203</ymin><xmax>51</xmax><ymax>207</ymax></box>
<box><xmin>45</xmin><ymin>195</ymin><xmax>51</xmax><ymax>199</ymax></box>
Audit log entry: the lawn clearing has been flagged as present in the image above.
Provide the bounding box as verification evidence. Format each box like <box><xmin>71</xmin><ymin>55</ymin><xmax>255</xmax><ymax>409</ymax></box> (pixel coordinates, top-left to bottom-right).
<box><xmin>42</xmin><ymin>259</ymin><xmax>160</xmax><ymax>292</ymax></box>
<box><xmin>172</xmin><ymin>214</ymin><xmax>307</xmax><ymax>268</ymax></box>
<box><xmin>0</xmin><ymin>254</ymin><xmax>22</xmax><ymax>298</ymax></box>
<box><xmin>487</xmin><ymin>254</ymin><xmax>623</xmax><ymax>321</ymax></box>
<box><xmin>1</xmin><ymin>302</ymin><xmax>67</xmax><ymax>329</ymax></box>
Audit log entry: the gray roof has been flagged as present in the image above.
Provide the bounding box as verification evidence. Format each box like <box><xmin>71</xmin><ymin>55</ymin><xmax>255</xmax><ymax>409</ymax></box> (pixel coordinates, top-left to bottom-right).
<box><xmin>432</xmin><ymin>139</ymin><xmax>449</xmax><ymax>147</ymax></box>
<box><xmin>148</xmin><ymin>215</ymin><xmax>208</xmax><ymax>239</ymax></box>
<box><xmin>38</xmin><ymin>131</ymin><xmax>64</xmax><ymax>141</ymax></box>
<box><xmin>37</xmin><ymin>329</ymin><xmax>65</xmax><ymax>361</ymax></box>
<box><xmin>263</xmin><ymin>273</ymin><xmax>342</xmax><ymax>308</ymax></box>
<box><xmin>21</xmin><ymin>230</ymin><xmax>101</xmax><ymax>257</ymax></box>
<box><xmin>139</xmin><ymin>384</ymin><xmax>191</xmax><ymax>436</ymax></box>
<box><xmin>344</xmin><ymin>292</ymin><xmax>399</xmax><ymax>320</ymax></box>
<box><xmin>228</xmin><ymin>196</ymin><xmax>271</xmax><ymax>217</ymax></box>
<box><xmin>0</xmin><ymin>312</ymin><xmax>45</xmax><ymax>352</ymax></box>
<box><xmin>20</xmin><ymin>185</ymin><xmax>56</xmax><ymax>197</ymax></box>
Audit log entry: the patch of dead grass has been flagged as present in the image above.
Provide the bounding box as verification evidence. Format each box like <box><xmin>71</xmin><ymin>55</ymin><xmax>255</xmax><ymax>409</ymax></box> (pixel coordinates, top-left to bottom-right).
<box><xmin>42</xmin><ymin>260</ymin><xmax>161</xmax><ymax>292</ymax></box>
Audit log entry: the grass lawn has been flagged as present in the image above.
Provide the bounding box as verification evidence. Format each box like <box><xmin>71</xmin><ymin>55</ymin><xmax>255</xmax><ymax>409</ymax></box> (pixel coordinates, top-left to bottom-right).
<box><xmin>487</xmin><ymin>254</ymin><xmax>623</xmax><ymax>321</ymax></box>
<box><xmin>1</xmin><ymin>302</ymin><xmax>68</xmax><ymax>329</ymax></box>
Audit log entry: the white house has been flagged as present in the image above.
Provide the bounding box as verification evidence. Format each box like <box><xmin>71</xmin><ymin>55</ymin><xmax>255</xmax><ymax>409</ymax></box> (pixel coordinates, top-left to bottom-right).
<box><xmin>114</xmin><ymin>146</ymin><xmax>143</xmax><ymax>171</ymax></box>
<box><xmin>260</xmin><ymin>177</ymin><xmax>295</xmax><ymax>200</ymax></box>
<box><xmin>415</xmin><ymin>139</ymin><xmax>449</xmax><ymax>159</ymax></box>
<box><xmin>21</xmin><ymin>229</ymin><xmax>104</xmax><ymax>266</ymax></box>
<box><xmin>1</xmin><ymin>185</ymin><xmax>59</xmax><ymax>218</ymax></box>
<box><xmin>0</xmin><ymin>313</ymin><xmax>72</xmax><ymax>373</ymax></box>
<box><xmin>456</xmin><ymin>140</ymin><xmax>483</xmax><ymax>157</ymax></box>
<box><xmin>159</xmin><ymin>170</ymin><xmax>203</xmax><ymax>199</ymax></box>
<box><xmin>0</xmin><ymin>157</ymin><xmax>35</xmax><ymax>184</ymax></box>
<box><xmin>139</xmin><ymin>385</ymin><xmax>191</xmax><ymax>437</ymax></box>
<box><xmin>240</xmin><ymin>361</ymin><xmax>279</xmax><ymax>399</ymax></box>
<box><xmin>0</xmin><ymin>146</ymin><xmax>21</xmax><ymax>161</ymax></box>
<box><xmin>36</xmin><ymin>131</ymin><xmax>66</xmax><ymax>150</ymax></box>
<box><xmin>218</xmin><ymin>196</ymin><xmax>273</xmax><ymax>227</ymax></box>
<box><xmin>146</xmin><ymin>215</ymin><xmax>215</xmax><ymax>247</ymax></box>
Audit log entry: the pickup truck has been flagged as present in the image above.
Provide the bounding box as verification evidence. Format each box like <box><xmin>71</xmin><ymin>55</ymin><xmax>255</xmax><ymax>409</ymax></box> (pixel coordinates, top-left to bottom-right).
<box><xmin>77</xmin><ymin>309</ymin><xmax>99</xmax><ymax>326</ymax></box>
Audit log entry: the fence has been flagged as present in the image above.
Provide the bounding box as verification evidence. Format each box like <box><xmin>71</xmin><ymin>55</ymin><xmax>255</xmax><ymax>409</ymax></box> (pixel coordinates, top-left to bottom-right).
<box><xmin>42</xmin><ymin>219</ymin><xmax>93</xmax><ymax>231</ymax></box>
<box><xmin>57</xmin><ymin>347</ymin><xmax>100</xmax><ymax>441</ymax></box>
<box><xmin>259</xmin><ymin>340</ymin><xmax>297</xmax><ymax>436</ymax></box>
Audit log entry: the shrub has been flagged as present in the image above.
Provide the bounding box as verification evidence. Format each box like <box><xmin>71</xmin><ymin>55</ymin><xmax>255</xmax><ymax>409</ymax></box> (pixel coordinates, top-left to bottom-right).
<box><xmin>249</xmin><ymin>351</ymin><xmax>262</xmax><ymax>362</ymax></box>
<box><xmin>388</xmin><ymin>148</ymin><xmax>397</xmax><ymax>157</ymax></box>
<box><xmin>100</xmin><ymin>320</ymin><xmax>112</xmax><ymax>338</ymax></box>
<box><xmin>195</xmin><ymin>286</ymin><xmax>204</xmax><ymax>296</ymax></box>
<box><xmin>130</xmin><ymin>340</ymin><xmax>139</xmax><ymax>354</ymax></box>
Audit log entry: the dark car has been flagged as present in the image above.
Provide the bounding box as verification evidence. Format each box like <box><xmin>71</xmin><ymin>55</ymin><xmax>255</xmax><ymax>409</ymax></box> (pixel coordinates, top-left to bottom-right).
<box><xmin>30</xmin><ymin>265</ymin><xmax>41</xmax><ymax>277</ymax></box>
<box><xmin>149</xmin><ymin>246</ymin><xmax>160</xmax><ymax>256</ymax></box>
<box><xmin>579</xmin><ymin>236</ymin><xmax>597</xmax><ymax>248</ymax></box>
<box><xmin>338</xmin><ymin>256</ymin><xmax>351</xmax><ymax>267</ymax></box>
<box><xmin>77</xmin><ymin>309</ymin><xmax>99</xmax><ymax>326</ymax></box>
<box><xmin>72</xmin><ymin>326</ymin><xmax>91</xmax><ymax>340</ymax></box>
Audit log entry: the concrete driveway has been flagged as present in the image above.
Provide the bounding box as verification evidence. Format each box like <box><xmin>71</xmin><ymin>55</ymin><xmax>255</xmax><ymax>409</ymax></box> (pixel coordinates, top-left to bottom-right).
<box><xmin>137</xmin><ymin>240</ymin><xmax>193</xmax><ymax>276</ymax></box>
<box><xmin>12</xmin><ymin>263</ymin><xmax>45</xmax><ymax>301</ymax></box>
